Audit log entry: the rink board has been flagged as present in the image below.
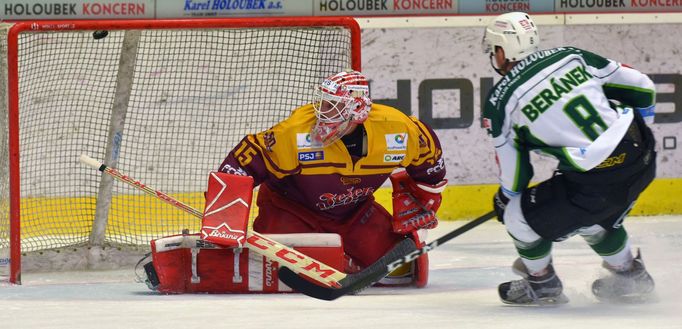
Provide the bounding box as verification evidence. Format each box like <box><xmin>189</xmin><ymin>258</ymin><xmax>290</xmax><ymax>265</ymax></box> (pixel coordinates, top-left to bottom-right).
<box><xmin>16</xmin><ymin>177</ymin><xmax>680</xmax><ymax>238</ymax></box>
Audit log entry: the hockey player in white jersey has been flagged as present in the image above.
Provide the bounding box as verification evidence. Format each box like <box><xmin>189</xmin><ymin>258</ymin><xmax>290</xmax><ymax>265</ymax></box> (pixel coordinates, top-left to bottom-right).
<box><xmin>482</xmin><ymin>12</ymin><xmax>657</xmax><ymax>305</ymax></box>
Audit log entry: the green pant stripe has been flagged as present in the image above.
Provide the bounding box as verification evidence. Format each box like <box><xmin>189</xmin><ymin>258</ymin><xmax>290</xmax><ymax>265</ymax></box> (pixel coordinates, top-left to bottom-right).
<box><xmin>511</xmin><ymin>235</ymin><xmax>553</xmax><ymax>259</ymax></box>
<box><xmin>589</xmin><ymin>226</ymin><xmax>628</xmax><ymax>256</ymax></box>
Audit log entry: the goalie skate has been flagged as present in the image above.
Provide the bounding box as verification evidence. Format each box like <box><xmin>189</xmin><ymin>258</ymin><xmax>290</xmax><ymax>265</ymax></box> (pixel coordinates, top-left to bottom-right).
<box><xmin>592</xmin><ymin>249</ymin><xmax>656</xmax><ymax>303</ymax></box>
<box><xmin>498</xmin><ymin>258</ymin><xmax>569</xmax><ymax>306</ymax></box>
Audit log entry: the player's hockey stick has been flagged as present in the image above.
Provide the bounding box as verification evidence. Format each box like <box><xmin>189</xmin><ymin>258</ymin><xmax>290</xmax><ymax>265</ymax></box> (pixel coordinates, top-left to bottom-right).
<box><xmin>278</xmin><ymin>210</ymin><xmax>496</xmax><ymax>300</ymax></box>
<box><xmin>79</xmin><ymin>154</ymin><xmax>346</xmax><ymax>288</ymax></box>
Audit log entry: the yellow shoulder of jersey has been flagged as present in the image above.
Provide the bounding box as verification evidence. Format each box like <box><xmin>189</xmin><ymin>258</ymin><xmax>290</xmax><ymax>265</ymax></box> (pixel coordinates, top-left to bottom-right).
<box><xmin>366</xmin><ymin>103</ymin><xmax>422</xmax><ymax>156</ymax></box>
<box><xmin>366</xmin><ymin>104</ymin><xmax>420</xmax><ymax>134</ymax></box>
<box><xmin>251</xmin><ymin>104</ymin><xmax>316</xmax><ymax>174</ymax></box>
<box><xmin>366</xmin><ymin>103</ymin><xmax>440</xmax><ymax>167</ymax></box>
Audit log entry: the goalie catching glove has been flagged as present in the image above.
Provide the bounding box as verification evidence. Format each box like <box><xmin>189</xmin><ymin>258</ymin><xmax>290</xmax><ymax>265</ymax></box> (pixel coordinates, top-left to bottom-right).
<box><xmin>390</xmin><ymin>170</ymin><xmax>447</xmax><ymax>234</ymax></box>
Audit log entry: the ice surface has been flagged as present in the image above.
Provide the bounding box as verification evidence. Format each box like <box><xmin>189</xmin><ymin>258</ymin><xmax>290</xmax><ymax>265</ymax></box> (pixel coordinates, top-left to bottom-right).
<box><xmin>1</xmin><ymin>216</ymin><xmax>681</xmax><ymax>329</ymax></box>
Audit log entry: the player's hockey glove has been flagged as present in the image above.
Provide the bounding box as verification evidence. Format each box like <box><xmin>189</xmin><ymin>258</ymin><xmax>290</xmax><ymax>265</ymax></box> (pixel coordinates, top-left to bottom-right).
<box><xmin>493</xmin><ymin>187</ymin><xmax>510</xmax><ymax>223</ymax></box>
<box><xmin>390</xmin><ymin>171</ymin><xmax>447</xmax><ymax>234</ymax></box>
<box><xmin>635</xmin><ymin>105</ymin><xmax>655</xmax><ymax>125</ymax></box>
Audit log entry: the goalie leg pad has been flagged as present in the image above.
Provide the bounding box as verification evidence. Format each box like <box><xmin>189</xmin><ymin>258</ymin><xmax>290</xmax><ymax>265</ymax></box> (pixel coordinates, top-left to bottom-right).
<box><xmin>147</xmin><ymin>234</ymin><xmax>249</xmax><ymax>294</ymax></box>
<box><xmin>412</xmin><ymin>229</ymin><xmax>429</xmax><ymax>288</ymax></box>
<box><xmin>254</xmin><ymin>185</ymin><xmax>405</xmax><ymax>273</ymax></box>
<box><xmin>251</xmin><ymin>184</ymin><xmax>428</xmax><ymax>286</ymax></box>
<box><xmin>338</xmin><ymin>200</ymin><xmax>429</xmax><ymax>287</ymax></box>
<box><xmin>332</xmin><ymin>199</ymin><xmax>404</xmax><ymax>268</ymax></box>
<box><xmin>145</xmin><ymin>233</ymin><xmax>345</xmax><ymax>294</ymax></box>
<box><xmin>377</xmin><ymin>229</ymin><xmax>429</xmax><ymax>287</ymax></box>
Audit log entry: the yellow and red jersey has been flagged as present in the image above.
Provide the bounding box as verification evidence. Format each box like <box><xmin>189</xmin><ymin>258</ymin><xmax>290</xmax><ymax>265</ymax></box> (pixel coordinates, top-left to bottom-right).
<box><xmin>219</xmin><ymin>103</ymin><xmax>445</xmax><ymax>221</ymax></box>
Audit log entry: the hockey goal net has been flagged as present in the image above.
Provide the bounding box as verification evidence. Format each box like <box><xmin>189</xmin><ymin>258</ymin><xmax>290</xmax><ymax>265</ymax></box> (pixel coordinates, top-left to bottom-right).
<box><xmin>0</xmin><ymin>18</ymin><xmax>360</xmax><ymax>284</ymax></box>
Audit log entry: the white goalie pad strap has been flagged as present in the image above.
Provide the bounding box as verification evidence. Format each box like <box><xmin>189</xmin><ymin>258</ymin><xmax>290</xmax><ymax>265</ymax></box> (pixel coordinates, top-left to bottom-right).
<box><xmin>152</xmin><ymin>233</ymin><xmax>341</xmax><ymax>253</ymax></box>
<box><xmin>153</xmin><ymin>234</ymin><xmax>205</xmax><ymax>253</ymax></box>
<box><xmin>264</xmin><ymin>233</ymin><xmax>342</xmax><ymax>247</ymax></box>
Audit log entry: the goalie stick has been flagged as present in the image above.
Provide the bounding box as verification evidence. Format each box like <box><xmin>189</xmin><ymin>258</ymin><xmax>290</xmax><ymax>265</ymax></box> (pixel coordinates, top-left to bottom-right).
<box><xmin>278</xmin><ymin>210</ymin><xmax>496</xmax><ymax>300</ymax></box>
<box><xmin>79</xmin><ymin>154</ymin><xmax>346</xmax><ymax>288</ymax></box>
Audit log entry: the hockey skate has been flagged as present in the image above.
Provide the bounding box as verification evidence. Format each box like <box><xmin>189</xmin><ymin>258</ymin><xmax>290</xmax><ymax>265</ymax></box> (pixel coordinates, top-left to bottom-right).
<box><xmin>592</xmin><ymin>249</ymin><xmax>656</xmax><ymax>303</ymax></box>
<box><xmin>498</xmin><ymin>258</ymin><xmax>569</xmax><ymax>306</ymax></box>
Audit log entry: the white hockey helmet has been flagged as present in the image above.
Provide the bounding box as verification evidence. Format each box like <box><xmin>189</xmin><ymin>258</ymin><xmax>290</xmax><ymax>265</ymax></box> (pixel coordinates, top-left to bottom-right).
<box><xmin>482</xmin><ymin>12</ymin><xmax>539</xmax><ymax>62</ymax></box>
<box><xmin>311</xmin><ymin>70</ymin><xmax>372</xmax><ymax>147</ymax></box>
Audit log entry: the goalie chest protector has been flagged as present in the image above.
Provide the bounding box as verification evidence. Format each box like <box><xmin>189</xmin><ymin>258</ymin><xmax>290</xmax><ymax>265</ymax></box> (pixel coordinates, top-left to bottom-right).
<box><xmin>147</xmin><ymin>233</ymin><xmax>344</xmax><ymax>294</ymax></box>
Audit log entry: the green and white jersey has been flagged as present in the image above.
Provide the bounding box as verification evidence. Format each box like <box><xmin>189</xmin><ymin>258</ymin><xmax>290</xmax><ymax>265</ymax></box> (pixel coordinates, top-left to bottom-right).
<box><xmin>483</xmin><ymin>47</ymin><xmax>655</xmax><ymax>195</ymax></box>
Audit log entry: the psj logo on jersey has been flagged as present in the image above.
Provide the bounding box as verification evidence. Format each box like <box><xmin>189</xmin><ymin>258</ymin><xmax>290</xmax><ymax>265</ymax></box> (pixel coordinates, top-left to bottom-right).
<box><xmin>299</xmin><ymin>151</ymin><xmax>324</xmax><ymax>161</ymax></box>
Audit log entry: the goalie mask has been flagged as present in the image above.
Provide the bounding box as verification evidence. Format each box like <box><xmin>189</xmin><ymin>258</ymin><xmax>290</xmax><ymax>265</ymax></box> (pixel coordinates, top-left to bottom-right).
<box><xmin>311</xmin><ymin>71</ymin><xmax>372</xmax><ymax>147</ymax></box>
<box><xmin>482</xmin><ymin>12</ymin><xmax>539</xmax><ymax>75</ymax></box>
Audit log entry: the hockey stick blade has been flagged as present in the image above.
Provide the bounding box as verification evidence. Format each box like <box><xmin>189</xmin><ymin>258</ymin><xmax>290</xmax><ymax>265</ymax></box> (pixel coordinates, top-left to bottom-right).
<box><xmin>279</xmin><ymin>210</ymin><xmax>496</xmax><ymax>301</ymax></box>
<box><xmin>279</xmin><ymin>238</ymin><xmax>418</xmax><ymax>301</ymax></box>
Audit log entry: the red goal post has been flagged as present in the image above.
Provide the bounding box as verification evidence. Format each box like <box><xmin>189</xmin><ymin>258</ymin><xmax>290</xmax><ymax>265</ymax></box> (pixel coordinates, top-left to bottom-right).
<box><xmin>0</xmin><ymin>17</ymin><xmax>361</xmax><ymax>284</ymax></box>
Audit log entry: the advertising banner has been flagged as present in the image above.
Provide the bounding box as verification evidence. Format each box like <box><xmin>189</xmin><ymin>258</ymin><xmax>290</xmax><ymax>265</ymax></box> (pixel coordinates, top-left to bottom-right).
<box><xmin>155</xmin><ymin>0</ymin><xmax>312</xmax><ymax>18</ymax></box>
<box><xmin>555</xmin><ymin>0</ymin><xmax>682</xmax><ymax>12</ymax></box>
<box><xmin>361</xmin><ymin>24</ymin><xmax>681</xmax><ymax>185</ymax></box>
<box><xmin>1</xmin><ymin>0</ymin><xmax>154</xmax><ymax>20</ymax></box>
<box><xmin>4</xmin><ymin>1</ymin><xmax>682</xmax><ymax>20</ymax></box>
<box><xmin>458</xmin><ymin>0</ymin><xmax>554</xmax><ymax>14</ymax></box>
<box><xmin>313</xmin><ymin>0</ymin><xmax>459</xmax><ymax>16</ymax></box>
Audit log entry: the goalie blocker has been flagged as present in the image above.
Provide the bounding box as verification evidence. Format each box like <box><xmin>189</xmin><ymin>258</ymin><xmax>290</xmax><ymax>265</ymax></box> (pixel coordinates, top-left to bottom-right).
<box><xmin>201</xmin><ymin>172</ymin><xmax>253</xmax><ymax>248</ymax></box>
<box><xmin>140</xmin><ymin>233</ymin><xmax>346</xmax><ymax>294</ymax></box>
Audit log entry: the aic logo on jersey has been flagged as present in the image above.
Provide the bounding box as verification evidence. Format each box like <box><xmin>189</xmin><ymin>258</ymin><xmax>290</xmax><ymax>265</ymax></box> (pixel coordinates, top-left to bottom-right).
<box><xmin>384</xmin><ymin>154</ymin><xmax>405</xmax><ymax>163</ymax></box>
<box><xmin>296</xmin><ymin>133</ymin><xmax>312</xmax><ymax>149</ymax></box>
<box><xmin>299</xmin><ymin>151</ymin><xmax>324</xmax><ymax>161</ymax></box>
<box><xmin>385</xmin><ymin>133</ymin><xmax>407</xmax><ymax>150</ymax></box>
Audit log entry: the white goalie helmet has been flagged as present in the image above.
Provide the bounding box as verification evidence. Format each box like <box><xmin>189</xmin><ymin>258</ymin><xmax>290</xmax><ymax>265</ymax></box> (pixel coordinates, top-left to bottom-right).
<box><xmin>482</xmin><ymin>12</ymin><xmax>539</xmax><ymax>62</ymax></box>
<box><xmin>311</xmin><ymin>70</ymin><xmax>372</xmax><ymax>147</ymax></box>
